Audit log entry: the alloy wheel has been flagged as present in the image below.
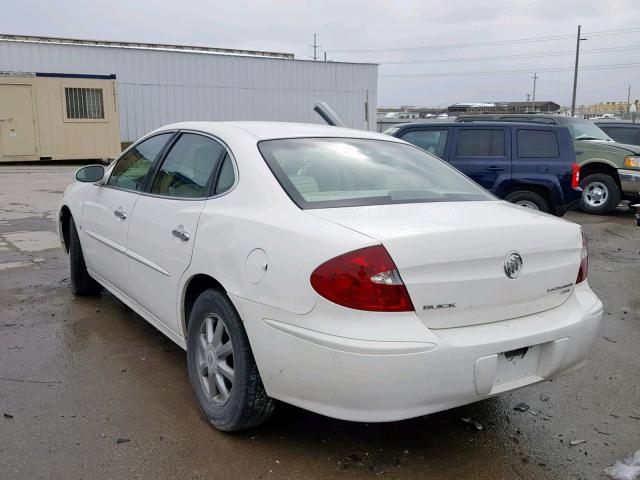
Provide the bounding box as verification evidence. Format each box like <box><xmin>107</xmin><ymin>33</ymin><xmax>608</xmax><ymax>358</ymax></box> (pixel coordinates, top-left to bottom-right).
<box><xmin>197</xmin><ymin>314</ymin><xmax>235</xmax><ymax>405</ymax></box>
<box><xmin>515</xmin><ymin>200</ymin><xmax>540</xmax><ymax>210</ymax></box>
<box><xmin>583</xmin><ymin>181</ymin><xmax>608</xmax><ymax>208</ymax></box>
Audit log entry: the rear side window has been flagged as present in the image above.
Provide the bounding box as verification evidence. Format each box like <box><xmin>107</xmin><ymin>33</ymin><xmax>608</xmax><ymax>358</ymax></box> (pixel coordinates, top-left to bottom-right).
<box><xmin>517</xmin><ymin>130</ymin><xmax>560</xmax><ymax>158</ymax></box>
<box><xmin>215</xmin><ymin>154</ymin><xmax>236</xmax><ymax>194</ymax></box>
<box><xmin>151</xmin><ymin>133</ymin><xmax>225</xmax><ymax>198</ymax></box>
<box><xmin>600</xmin><ymin>127</ymin><xmax>639</xmax><ymax>145</ymax></box>
<box><xmin>108</xmin><ymin>133</ymin><xmax>173</xmax><ymax>191</ymax></box>
<box><xmin>399</xmin><ymin>129</ymin><xmax>448</xmax><ymax>158</ymax></box>
<box><xmin>455</xmin><ymin>129</ymin><xmax>505</xmax><ymax>157</ymax></box>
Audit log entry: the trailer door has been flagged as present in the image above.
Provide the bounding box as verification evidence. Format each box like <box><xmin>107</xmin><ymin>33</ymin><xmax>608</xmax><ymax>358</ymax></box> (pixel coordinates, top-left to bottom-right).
<box><xmin>0</xmin><ymin>84</ymin><xmax>37</xmax><ymax>157</ymax></box>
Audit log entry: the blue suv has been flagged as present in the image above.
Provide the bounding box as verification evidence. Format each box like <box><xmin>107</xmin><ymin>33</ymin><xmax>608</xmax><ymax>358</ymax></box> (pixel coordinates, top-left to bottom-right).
<box><xmin>386</xmin><ymin>122</ymin><xmax>581</xmax><ymax>216</ymax></box>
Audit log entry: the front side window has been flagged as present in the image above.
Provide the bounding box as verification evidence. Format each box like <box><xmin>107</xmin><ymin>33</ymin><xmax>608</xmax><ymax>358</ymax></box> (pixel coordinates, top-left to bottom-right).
<box><xmin>150</xmin><ymin>133</ymin><xmax>225</xmax><ymax>198</ymax></box>
<box><xmin>108</xmin><ymin>133</ymin><xmax>173</xmax><ymax>191</ymax></box>
<box><xmin>400</xmin><ymin>129</ymin><xmax>448</xmax><ymax>158</ymax></box>
<box><xmin>259</xmin><ymin>138</ymin><xmax>493</xmax><ymax>209</ymax></box>
<box><xmin>517</xmin><ymin>130</ymin><xmax>560</xmax><ymax>158</ymax></box>
<box><xmin>599</xmin><ymin>127</ymin><xmax>638</xmax><ymax>145</ymax></box>
<box><xmin>455</xmin><ymin>129</ymin><xmax>505</xmax><ymax>157</ymax></box>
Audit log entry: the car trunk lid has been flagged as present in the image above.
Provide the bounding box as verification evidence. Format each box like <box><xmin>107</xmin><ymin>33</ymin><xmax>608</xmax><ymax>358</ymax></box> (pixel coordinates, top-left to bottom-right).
<box><xmin>308</xmin><ymin>201</ymin><xmax>581</xmax><ymax>328</ymax></box>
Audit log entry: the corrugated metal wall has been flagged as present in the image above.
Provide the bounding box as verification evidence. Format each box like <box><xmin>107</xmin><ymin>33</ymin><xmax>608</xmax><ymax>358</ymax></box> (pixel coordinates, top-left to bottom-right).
<box><xmin>0</xmin><ymin>41</ymin><xmax>378</xmax><ymax>141</ymax></box>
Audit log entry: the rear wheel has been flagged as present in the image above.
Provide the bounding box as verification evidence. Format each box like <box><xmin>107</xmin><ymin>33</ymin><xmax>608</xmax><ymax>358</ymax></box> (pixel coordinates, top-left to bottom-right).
<box><xmin>580</xmin><ymin>173</ymin><xmax>621</xmax><ymax>215</ymax></box>
<box><xmin>69</xmin><ymin>217</ymin><xmax>101</xmax><ymax>296</ymax></box>
<box><xmin>504</xmin><ymin>190</ymin><xmax>550</xmax><ymax>213</ymax></box>
<box><xmin>186</xmin><ymin>289</ymin><xmax>275</xmax><ymax>431</ymax></box>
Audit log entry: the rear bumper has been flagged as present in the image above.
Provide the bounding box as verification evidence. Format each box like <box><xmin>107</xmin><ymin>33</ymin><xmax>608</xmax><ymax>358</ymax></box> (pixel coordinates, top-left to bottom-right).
<box><xmin>237</xmin><ymin>283</ymin><xmax>602</xmax><ymax>422</ymax></box>
<box><xmin>620</xmin><ymin>169</ymin><xmax>640</xmax><ymax>198</ymax></box>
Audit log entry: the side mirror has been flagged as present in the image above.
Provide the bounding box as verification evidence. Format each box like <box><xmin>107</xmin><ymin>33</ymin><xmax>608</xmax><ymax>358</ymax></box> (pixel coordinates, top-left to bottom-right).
<box><xmin>75</xmin><ymin>165</ymin><xmax>105</xmax><ymax>183</ymax></box>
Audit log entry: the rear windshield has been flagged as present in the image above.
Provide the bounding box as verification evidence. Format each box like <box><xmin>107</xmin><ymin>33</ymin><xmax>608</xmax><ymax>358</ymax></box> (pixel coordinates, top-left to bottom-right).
<box><xmin>258</xmin><ymin>138</ymin><xmax>494</xmax><ymax>209</ymax></box>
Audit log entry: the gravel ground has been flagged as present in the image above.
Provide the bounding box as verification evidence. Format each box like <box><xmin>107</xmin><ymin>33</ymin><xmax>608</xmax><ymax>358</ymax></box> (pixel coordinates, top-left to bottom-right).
<box><xmin>0</xmin><ymin>164</ymin><xmax>638</xmax><ymax>480</ymax></box>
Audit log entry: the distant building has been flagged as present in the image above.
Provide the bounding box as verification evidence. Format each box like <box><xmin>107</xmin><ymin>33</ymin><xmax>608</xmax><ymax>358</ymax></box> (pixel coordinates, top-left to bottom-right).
<box><xmin>584</xmin><ymin>100</ymin><xmax>638</xmax><ymax>117</ymax></box>
<box><xmin>447</xmin><ymin>101</ymin><xmax>560</xmax><ymax>114</ymax></box>
<box><xmin>377</xmin><ymin>106</ymin><xmax>447</xmax><ymax>119</ymax></box>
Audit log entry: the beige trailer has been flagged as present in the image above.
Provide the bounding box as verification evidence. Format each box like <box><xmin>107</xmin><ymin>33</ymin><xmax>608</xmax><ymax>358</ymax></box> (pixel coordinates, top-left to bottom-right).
<box><xmin>0</xmin><ymin>72</ymin><xmax>120</xmax><ymax>162</ymax></box>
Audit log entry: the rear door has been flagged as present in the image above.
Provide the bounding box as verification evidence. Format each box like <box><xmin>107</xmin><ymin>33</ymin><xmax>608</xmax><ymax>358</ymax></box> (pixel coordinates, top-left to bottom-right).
<box><xmin>513</xmin><ymin>127</ymin><xmax>563</xmax><ymax>180</ymax></box>
<box><xmin>126</xmin><ymin>132</ymin><xmax>227</xmax><ymax>332</ymax></box>
<box><xmin>81</xmin><ymin>132</ymin><xmax>174</xmax><ymax>291</ymax></box>
<box><xmin>449</xmin><ymin>127</ymin><xmax>511</xmax><ymax>191</ymax></box>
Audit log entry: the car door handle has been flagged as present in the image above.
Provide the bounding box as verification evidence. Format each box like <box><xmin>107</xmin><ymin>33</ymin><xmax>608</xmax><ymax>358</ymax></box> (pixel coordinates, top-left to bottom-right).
<box><xmin>485</xmin><ymin>166</ymin><xmax>505</xmax><ymax>172</ymax></box>
<box><xmin>172</xmin><ymin>228</ymin><xmax>190</xmax><ymax>241</ymax></box>
<box><xmin>113</xmin><ymin>209</ymin><xmax>127</xmax><ymax>220</ymax></box>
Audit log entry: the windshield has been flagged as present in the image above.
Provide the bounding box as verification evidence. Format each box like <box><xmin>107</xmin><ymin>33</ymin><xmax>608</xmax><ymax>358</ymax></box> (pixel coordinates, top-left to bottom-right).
<box><xmin>557</xmin><ymin>117</ymin><xmax>612</xmax><ymax>141</ymax></box>
<box><xmin>258</xmin><ymin>138</ymin><xmax>494</xmax><ymax>209</ymax></box>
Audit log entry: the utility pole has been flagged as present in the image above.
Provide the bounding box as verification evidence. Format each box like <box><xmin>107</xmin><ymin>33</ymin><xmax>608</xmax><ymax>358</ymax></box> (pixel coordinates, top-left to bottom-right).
<box><xmin>324</xmin><ymin>51</ymin><xmax>327</xmax><ymax>62</ymax></box>
<box><xmin>531</xmin><ymin>73</ymin><xmax>539</xmax><ymax>112</ymax></box>
<box><xmin>571</xmin><ymin>25</ymin><xmax>587</xmax><ymax>117</ymax></box>
<box><xmin>310</xmin><ymin>33</ymin><xmax>320</xmax><ymax>61</ymax></box>
<box><xmin>627</xmin><ymin>85</ymin><xmax>632</xmax><ymax>114</ymax></box>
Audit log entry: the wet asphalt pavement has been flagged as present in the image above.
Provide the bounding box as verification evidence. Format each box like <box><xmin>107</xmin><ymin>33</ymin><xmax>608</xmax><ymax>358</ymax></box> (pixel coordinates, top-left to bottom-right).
<box><xmin>0</xmin><ymin>165</ymin><xmax>638</xmax><ymax>480</ymax></box>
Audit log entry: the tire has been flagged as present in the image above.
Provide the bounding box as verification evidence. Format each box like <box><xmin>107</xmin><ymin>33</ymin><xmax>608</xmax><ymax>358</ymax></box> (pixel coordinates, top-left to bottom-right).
<box><xmin>580</xmin><ymin>173</ymin><xmax>621</xmax><ymax>215</ymax></box>
<box><xmin>69</xmin><ymin>217</ymin><xmax>102</xmax><ymax>296</ymax></box>
<box><xmin>186</xmin><ymin>289</ymin><xmax>275</xmax><ymax>431</ymax></box>
<box><xmin>504</xmin><ymin>190</ymin><xmax>550</xmax><ymax>213</ymax></box>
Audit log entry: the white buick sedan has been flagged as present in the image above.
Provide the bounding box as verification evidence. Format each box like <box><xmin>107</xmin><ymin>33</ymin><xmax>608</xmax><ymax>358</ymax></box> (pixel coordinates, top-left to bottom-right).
<box><xmin>58</xmin><ymin>122</ymin><xmax>603</xmax><ymax>431</ymax></box>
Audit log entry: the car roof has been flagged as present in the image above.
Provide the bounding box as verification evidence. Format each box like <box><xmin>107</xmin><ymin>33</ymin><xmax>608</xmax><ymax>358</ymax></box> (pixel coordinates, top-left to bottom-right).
<box><xmin>457</xmin><ymin>113</ymin><xmax>559</xmax><ymax>118</ymax></box>
<box><xmin>150</xmin><ymin>121</ymin><xmax>401</xmax><ymax>142</ymax></box>
<box><xmin>392</xmin><ymin>121</ymin><xmax>564</xmax><ymax>129</ymax></box>
<box><xmin>593</xmin><ymin>120</ymin><xmax>637</xmax><ymax>125</ymax></box>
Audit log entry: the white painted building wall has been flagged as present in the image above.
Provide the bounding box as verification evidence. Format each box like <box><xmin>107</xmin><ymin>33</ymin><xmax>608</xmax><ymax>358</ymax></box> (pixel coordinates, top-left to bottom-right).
<box><xmin>0</xmin><ymin>38</ymin><xmax>378</xmax><ymax>142</ymax></box>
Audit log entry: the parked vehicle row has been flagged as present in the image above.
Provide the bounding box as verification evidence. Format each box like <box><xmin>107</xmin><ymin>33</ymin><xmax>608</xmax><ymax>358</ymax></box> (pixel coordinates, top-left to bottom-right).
<box><xmin>453</xmin><ymin>114</ymin><xmax>640</xmax><ymax>215</ymax></box>
<box><xmin>385</xmin><ymin>121</ymin><xmax>581</xmax><ymax>215</ymax></box>
<box><xmin>59</xmin><ymin>122</ymin><xmax>602</xmax><ymax>431</ymax></box>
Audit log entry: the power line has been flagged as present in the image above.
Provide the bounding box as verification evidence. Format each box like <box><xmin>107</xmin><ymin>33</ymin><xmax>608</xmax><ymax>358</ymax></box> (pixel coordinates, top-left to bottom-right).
<box><xmin>379</xmin><ymin>62</ymin><xmax>640</xmax><ymax>78</ymax></box>
<box><xmin>328</xmin><ymin>27</ymin><xmax>640</xmax><ymax>53</ymax></box>
<box><xmin>376</xmin><ymin>45</ymin><xmax>639</xmax><ymax>65</ymax></box>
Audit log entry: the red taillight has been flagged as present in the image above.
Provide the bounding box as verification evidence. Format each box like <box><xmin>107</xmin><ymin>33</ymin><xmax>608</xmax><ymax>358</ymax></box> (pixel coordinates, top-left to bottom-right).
<box><xmin>576</xmin><ymin>230</ymin><xmax>588</xmax><ymax>284</ymax></box>
<box><xmin>571</xmin><ymin>163</ymin><xmax>581</xmax><ymax>189</ymax></box>
<box><xmin>310</xmin><ymin>245</ymin><xmax>414</xmax><ymax>312</ymax></box>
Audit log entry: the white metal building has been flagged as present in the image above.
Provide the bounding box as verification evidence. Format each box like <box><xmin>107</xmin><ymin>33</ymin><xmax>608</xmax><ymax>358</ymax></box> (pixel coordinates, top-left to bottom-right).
<box><xmin>0</xmin><ymin>35</ymin><xmax>378</xmax><ymax>143</ymax></box>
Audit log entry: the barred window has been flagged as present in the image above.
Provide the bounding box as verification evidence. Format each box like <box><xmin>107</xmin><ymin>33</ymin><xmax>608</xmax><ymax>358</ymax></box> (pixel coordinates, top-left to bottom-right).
<box><xmin>64</xmin><ymin>87</ymin><xmax>104</xmax><ymax>119</ymax></box>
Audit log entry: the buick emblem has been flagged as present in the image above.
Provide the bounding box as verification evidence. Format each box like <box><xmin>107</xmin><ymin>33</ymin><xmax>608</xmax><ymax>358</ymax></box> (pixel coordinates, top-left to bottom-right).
<box><xmin>504</xmin><ymin>252</ymin><xmax>523</xmax><ymax>279</ymax></box>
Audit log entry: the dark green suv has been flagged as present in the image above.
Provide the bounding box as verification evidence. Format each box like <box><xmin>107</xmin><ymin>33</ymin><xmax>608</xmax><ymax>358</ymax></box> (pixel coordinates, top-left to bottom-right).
<box><xmin>457</xmin><ymin>114</ymin><xmax>640</xmax><ymax>215</ymax></box>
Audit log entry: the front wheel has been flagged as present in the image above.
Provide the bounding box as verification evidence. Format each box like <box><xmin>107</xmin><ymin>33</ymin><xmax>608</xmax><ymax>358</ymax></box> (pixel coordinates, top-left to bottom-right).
<box><xmin>580</xmin><ymin>173</ymin><xmax>621</xmax><ymax>215</ymax></box>
<box><xmin>69</xmin><ymin>217</ymin><xmax>102</xmax><ymax>296</ymax></box>
<box><xmin>504</xmin><ymin>190</ymin><xmax>550</xmax><ymax>213</ymax></box>
<box><xmin>186</xmin><ymin>289</ymin><xmax>275</xmax><ymax>431</ymax></box>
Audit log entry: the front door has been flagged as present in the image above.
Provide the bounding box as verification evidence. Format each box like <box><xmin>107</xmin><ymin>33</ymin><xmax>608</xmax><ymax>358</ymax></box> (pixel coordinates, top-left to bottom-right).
<box><xmin>449</xmin><ymin>127</ymin><xmax>511</xmax><ymax>191</ymax></box>
<box><xmin>81</xmin><ymin>132</ymin><xmax>174</xmax><ymax>292</ymax></box>
<box><xmin>0</xmin><ymin>84</ymin><xmax>37</xmax><ymax>157</ymax></box>
<box><xmin>127</xmin><ymin>132</ymin><xmax>226</xmax><ymax>331</ymax></box>
<box><xmin>81</xmin><ymin>187</ymin><xmax>139</xmax><ymax>291</ymax></box>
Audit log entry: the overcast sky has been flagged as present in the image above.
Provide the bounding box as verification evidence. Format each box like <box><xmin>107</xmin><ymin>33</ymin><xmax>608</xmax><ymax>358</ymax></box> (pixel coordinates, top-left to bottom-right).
<box><xmin>2</xmin><ymin>0</ymin><xmax>638</xmax><ymax>107</ymax></box>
